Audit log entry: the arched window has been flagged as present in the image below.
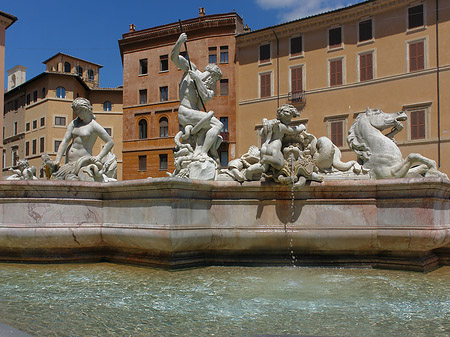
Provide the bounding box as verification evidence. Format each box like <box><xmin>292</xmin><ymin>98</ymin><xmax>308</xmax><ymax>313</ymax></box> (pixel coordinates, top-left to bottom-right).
<box><xmin>56</xmin><ymin>87</ymin><xmax>66</xmax><ymax>99</ymax></box>
<box><xmin>64</xmin><ymin>62</ymin><xmax>71</xmax><ymax>73</ymax></box>
<box><xmin>76</xmin><ymin>65</ymin><xmax>83</xmax><ymax>77</ymax></box>
<box><xmin>88</xmin><ymin>69</ymin><xmax>94</xmax><ymax>81</ymax></box>
<box><xmin>159</xmin><ymin>117</ymin><xmax>168</xmax><ymax>138</ymax></box>
<box><xmin>103</xmin><ymin>101</ymin><xmax>112</xmax><ymax>111</ymax></box>
<box><xmin>138</xmin><ymin>119</ymin><xmax>148</xmax><ymax>139</ymax></box>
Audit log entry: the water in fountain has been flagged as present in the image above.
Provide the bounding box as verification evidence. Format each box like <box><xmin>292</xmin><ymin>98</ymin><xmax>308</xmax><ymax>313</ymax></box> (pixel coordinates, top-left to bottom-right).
<box><xmin>289</xmin><ymin>152</ymin><xmax>298</xmax><ymax>266</ymax></box>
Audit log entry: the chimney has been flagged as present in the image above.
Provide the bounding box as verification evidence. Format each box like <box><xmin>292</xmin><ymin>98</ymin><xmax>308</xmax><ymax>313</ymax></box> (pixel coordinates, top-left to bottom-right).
<box><xmin>129</xmin><ymin>24</ymin><xmax>136</xmax><ymax>32</ymax></box>
<box><xmin>199</xmin><ymin>7</ymin><xmax>205</xmax><ymax>17</ymax></box>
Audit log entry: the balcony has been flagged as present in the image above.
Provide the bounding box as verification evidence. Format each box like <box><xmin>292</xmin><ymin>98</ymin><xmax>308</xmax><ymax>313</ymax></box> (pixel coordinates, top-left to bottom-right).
<box><xmin>288</xmin><ymin>90</ymin><xmax>306</xmax><ymax>105</ymax></box>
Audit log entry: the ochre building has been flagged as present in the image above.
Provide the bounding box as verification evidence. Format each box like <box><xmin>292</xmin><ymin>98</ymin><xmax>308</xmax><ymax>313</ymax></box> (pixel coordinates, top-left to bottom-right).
<box><xmin>3</xmin><ymin>53</ymin><xmax>123</xmax><ymax>179</ymax></box>
<box><xmin>119</xmin><ymin>9</ymin><xmax>244</xmax><ymax>179</ymax></box>
<box><xmin>236</xmin><ymin>0</ymin><xmax>450</xmax><ymax>174</ymax></box>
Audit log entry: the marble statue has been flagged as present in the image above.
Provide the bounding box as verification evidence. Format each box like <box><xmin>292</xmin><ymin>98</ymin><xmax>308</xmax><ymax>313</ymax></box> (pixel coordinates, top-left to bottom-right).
<box><xmin>6</xmin><ymin>159</ymin><xmax>37</xmax><ymax>180</ymax></box>
<box><xmin>348</xmin><ymin>107</ymin><xmax>447</xmax><ymax>179</ymax></box>
<box><xmin>219</xmin><ymin>104</ymin><xmax>364</xmax><ymax>185</ymax></box>
<box><xmin>170</xmin><ymin>32</ymin><xmax>224</xmax><ymax>180</ymax></box>
<box><xmin>42</xmin><ymin>97</ymin><xmax>117</xmax><ymax>182</ymax></box>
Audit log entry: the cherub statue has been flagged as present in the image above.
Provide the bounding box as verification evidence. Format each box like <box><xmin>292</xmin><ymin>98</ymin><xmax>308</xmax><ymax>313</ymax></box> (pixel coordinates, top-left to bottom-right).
<box><xmin>6</xmin><ymin>159</ymin><xmax>37</xmax><ymax>180</ymax></box>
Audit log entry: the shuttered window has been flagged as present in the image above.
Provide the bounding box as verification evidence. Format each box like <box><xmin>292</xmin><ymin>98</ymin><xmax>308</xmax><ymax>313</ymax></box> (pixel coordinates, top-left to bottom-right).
<box><xmin>411</xmin><ymin>110</ymin><xmax>425</xmax><ymax>140</ymax></box>
<box><xmin>409</xmin><ymin>41</ymin><xmax>424</xmax><ymax>72</ymax></box>
<box><xmin>291</xmin><ymin>67</ymin><xmax>303</xmax><ymax>93</ymax></box>
<box><xmin>331</xmin><ymin>120</ymin><xmax>344</xmax><ymax>147</ymax></box>
<box><xmin>329</xmin><ymin>59</ymin><xmax>343</xmax><ymax>86</ymax></box>
<box><xmin>360</xmin><ymin>53</ymin><xmax>373</xmax><ymax>81</ymax></box>
<box><xmin>260</xmin><ymin>73</ymin><xmax>271</xmax><ymax>98</ymax></box>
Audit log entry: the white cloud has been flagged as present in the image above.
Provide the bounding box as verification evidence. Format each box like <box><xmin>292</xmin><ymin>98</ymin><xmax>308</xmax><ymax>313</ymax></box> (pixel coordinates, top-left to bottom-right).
<box><xmin>256</xmin><ymin>0</ymin><xmax>362</xmax><ymax>23</ymax></box>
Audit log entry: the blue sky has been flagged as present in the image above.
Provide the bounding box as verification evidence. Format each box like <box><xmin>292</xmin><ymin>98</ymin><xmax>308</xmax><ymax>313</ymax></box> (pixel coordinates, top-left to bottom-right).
<box><xmin>2</xmin><ymin>0</ymin><xmax>361</xmax><ymax>88</ymax></box>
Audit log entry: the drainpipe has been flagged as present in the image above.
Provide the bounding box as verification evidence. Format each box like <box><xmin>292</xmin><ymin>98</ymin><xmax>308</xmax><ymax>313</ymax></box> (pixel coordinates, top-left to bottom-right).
<box><xmin>436</xmin><ymin>0</ymin><xmax>441</xmax><ymax>167</ymax></box>
<box><xmin>273</xmin><ymin>30</ymin><xmax>280</xmax><ymax>108</ymax></box>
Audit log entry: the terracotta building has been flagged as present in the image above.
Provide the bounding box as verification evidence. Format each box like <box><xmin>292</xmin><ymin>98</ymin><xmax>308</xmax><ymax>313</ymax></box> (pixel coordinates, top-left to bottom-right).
<box><xmin>0</xmin><ymin>10</ymin><xmax>17</xmax><ymax>177</ymax></box>
<box><xmin>236</xmin><ymin>0</ymin><xmax>450</xmax><ymax>174</ymax></box>
<box><xmin>119</xmin><ymin>9</ymin><xmax>244</xmax><ymax>179</ymax></box>
<box><xmin>3</xmin><ymin>53</ymin><xmax>123</xmax><ymax>178</ymax></box>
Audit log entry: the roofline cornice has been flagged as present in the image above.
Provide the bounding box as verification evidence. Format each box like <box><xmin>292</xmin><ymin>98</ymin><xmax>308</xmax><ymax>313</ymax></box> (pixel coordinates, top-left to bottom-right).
<box><xmin>236</xmin><ymin>0</ymin><xmax>412</xmax><ymax>46</ymax></box>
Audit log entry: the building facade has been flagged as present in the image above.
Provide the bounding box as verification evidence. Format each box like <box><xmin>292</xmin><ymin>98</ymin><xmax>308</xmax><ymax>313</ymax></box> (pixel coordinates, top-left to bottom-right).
<box><xmin>3</xmin><ymin>53</ymin><xmax>123</xmax><ymax>179</ymax></box>
<box><xmin>119</xmin><ymin>10</ymin><xmax>244</xmax><ymax>179</ymax></box>
<box><xmin>236</xmin><ymin>0</ymin><xmax>450</xmax><ymax>174</ymax></box>
<box><xmin>0</xmin><ymin>10</ymin><xmax>17</xmax><ymax>178</ymax></box>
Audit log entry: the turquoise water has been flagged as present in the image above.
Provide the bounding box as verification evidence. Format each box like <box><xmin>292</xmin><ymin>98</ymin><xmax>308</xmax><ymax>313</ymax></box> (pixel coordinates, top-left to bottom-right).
<box><xmin>0</xmin><ymin>263</ymin><xmax>449</xmax><ymax>337</ymax></box>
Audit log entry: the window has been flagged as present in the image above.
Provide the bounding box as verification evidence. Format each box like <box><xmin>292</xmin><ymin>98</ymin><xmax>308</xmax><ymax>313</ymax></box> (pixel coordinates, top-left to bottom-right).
<box><xmin>139</xmin><ymin>59</ymin><xmax>148</xmax><ymax>75</ymax></box>
<box><xmin>33</xmin><ymin>90</ymin><xmax>38</xmax><ymax>102</ymax></box>
<box><xmin>41</xmin><ymin>88</ymin><xmax>46</xmax><ymax>99</ymax></box>
<box><xmin>220</xmin><ymin>151</ymin><xmax>229</xmax><ymax>168</ymax></box>
<box><xmin>139</xmin><ymin>89</ymin><xmax>147</xmax><ymax>104</ymax></box>
<box><xmin>12</xmin><ymin>147</ymin><xmax>18</xmax><ymax>167</ymax></box>
<box><xmin>220</xmin><ymin>79</ymin><xmax>229</xmax><ymax>96</ymax></box>
<box><xmin>159</xmin><ymin>154</ymin><xmax>168</xmax><ymax>170</ymax></box>
<box><xmin>54</xmin><ymin>140</ymin><xmax>62</xmax><ymax>152</ymax></box>
<box><xmin>290</xmin><ymin>36</ymin><xmax>303</xmax><ymax>56</ymax></box>
<box><xmin>104</xmin><ymin>128</ymin><xmax>112</xmax><ymax>136</ymax></box>
<box><xmin>208</xmin><ymin>47</ymin><xmax>217</xmax><ymax>64</ymax></box>
<box><xmin>359</xmin><ymin>20</ymin><xmax>373</xmax><ymax>42</ymax></box>
<box><xmin>88</xmin><ymin>69</ymin><xmax>94</xmax><ymax>81</ymax></box>
<box><xmin>40</xmin><ymin>117</ymin><xmax>45</xmax><ymax>127</ymax></box>
<box><xmin>32</xmin><ymin>139</ymin><xmax>37</xmax><ymax>155</ymax></box>
<box><xmin>55</xmin><ymin>116</ymin><xmax>66</xmax><ymax>126</ymax></box>
<box><xmin>409</xmin><ymin>40</ymin><xmax>424</xmax><ymax>72</ymax></box>
<box><xmin>220</xmin><ymin>117</ymin><xmax>228</xmax><ymax>132</ymax></box>
<box><xmin>359</xmin><ymin>52</ymin><xmax>373</xmax><ymax>81</ymax></box>
<box><xmin>32</xmin><ymin>120</ymin><xmax>37</xmax><ymax>130</ymax></box>
<box><xmin>138</xmin><ymin>119</ymin><xmax>148</xmax><ymax>139</ymax></box>
<box><xmin>291</xmin><ymin>66</ymin><xmax>303</xmax><ymax>94</ymax></box>
<box><xmin>103</xmin><ymin>101</ymin><xmax>112</xmax><ymax>111</ymax></box>
<box><xmin>76</xmin><ymin>65</ymin><xmax>83</xmax><ymax>77</ymax></box>
<box><xmin>328</xmin><ymin>27</ymin><xmax>342</xmax><ymax>49</ymax></box>
<box><xmin>160</xmin><ymin>86</ymin><xmax>168</xmax><ymax>102</ymax></box>
<box><xmin>25</xmin><ymin>142</ymin><xmax>30</xmax><ymax>156</ymax></box>
<box><xmin>330</xmin><ymin>120</ymin><xmax>344</xmax><ymax>147</ymax></box>
<box><xmin>159</xmin><ymin>117</ymin><xmax>169</xmax><ymax>138</ymax></box>
<box><xmin>26</xmin><ymin>122</ymin><xmax>30</xmax><ymax>132</ymax></box>
<box><xmin>259</xmin><ymin>44</ymin><xmax>271</xmax><ymax>63</ymax></box>
<box><xmin>56</xmin><ymin>87</ymin><xmax>66</xmax><ymax>99</ymax></box>
<box><xmin>40</xmin><ymin>137</ymin><xmax>44</xmax><ymax>153</ymax></box>
<box><xmin>26</xmin><ymin>94</ymin><xmax>30</xmax><ymax>105</ymax></box>
<box><xmin>138</xmin><ymin>155</ymin><xmax>147</xmax><ymax>171</ymax></box>
<box><xmin>180</xmin><ymin>51</ymin><xmax>189</xmax><ymax>62</ymax></box>
<box><xmin>160</xmin><ymin>54</ymin><xmax>169</xmax><ymax>72</ymax></box>
<box><xmin>14</xmin><ymin>122</ymin><xmax>18</xmax><ymax>136</ymax></box>
<box><xmin>408</xmin><ymin>4</ymin><xmax>424</xmax><ymax>29</ymax></box>
<box><xmin>260</xmin><ymin>73</ymin><xmax>271</xmax><ymax>98</ymax></box>
<box><xmin>64</xmin><ymin>62</ymin><xmax>71</xmax><ymax>73</ymax></box>
<box><xmin>220</xmin><ymin>46</ymin><xmax>229</xmax><ymax>63</ymax></box>
<box><xmin>410</xmin><ymin>109</ymin><xmax>426</xmax><ymax>140</ymax></box>
<box><xmin>329</xmin><ymin>59</ymin><xmax>343</xmax><ymax>86</ymax></box>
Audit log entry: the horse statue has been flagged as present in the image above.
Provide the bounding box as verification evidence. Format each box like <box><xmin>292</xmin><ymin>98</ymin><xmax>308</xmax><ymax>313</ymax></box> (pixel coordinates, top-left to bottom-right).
<box><xmin>348</xmin><ymin>107</ymin><xmax>447</xmax><ymax>179</ymax></box>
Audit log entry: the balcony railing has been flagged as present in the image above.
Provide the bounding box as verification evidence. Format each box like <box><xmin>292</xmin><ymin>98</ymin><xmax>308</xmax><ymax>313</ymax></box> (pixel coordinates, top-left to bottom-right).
<box><xmin>288</xmin><ymin>90</ymin><xmax>306</xmax><ymax>104</ymax></box>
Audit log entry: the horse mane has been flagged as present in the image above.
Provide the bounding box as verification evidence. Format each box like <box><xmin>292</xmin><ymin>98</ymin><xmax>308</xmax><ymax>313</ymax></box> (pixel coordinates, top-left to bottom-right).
<box><xmin>347</xmin><ymin>112</ymin><xmax>371</xmax><ymax>163</ymax></box>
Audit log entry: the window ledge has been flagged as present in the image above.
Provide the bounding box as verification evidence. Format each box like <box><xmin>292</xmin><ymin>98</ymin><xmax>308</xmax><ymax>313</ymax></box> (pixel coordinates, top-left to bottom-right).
<box><xmin>357</xmin><ymin>39</ymin><xmax>375</xmax><ymax>47</ymax></box>
<box><xmin>138</xmin><ymin>74</ymin><xmax>148</xmax><ymax>77</ymax></box>
<box><xmin>258</xmin><ymin>61</ymin><xmax>272</xmax><ymax>67</ymax></box>
<box><xmin>406</xmin><ymin>26</ymin><xmax>427</xmax><ymax>34</ymax></box>
<box><xmin>159</xmin><ymin>70</ymin><xmax>169</xmax><ymax>74</ymax></box>
<box><xmin>289</xmin><ymin>54</ymin><xmax>304</xmax><ymax>60</ymax></box>
<box><xmin>327</xmin><ymin>45</ymin><xmax>344</xmax><ymax>52</ymax></box>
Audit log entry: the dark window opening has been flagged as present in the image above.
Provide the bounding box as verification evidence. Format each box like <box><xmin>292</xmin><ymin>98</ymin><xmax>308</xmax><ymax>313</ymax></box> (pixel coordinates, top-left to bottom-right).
<box><xmin>408</xmin><ymin>4</ymin><xmax>424</xmax><ymax>29</ymax></box>
<box><xmin>160</xmin><ymin>86</ymin><xmax>168</xmax><ymax>102</ymax></box>
<box><xmin>220</xmin><ymin>79</ymin><xmax>229</xmax><ymax>96</ymax></box>
<box><xmin>259</xmin><ymin>44</ymin><xmax>270</xmax><ymax>63</ymax></box>
<box><xmin>290</xmin><ymin>36</ymin><xmax>303</xmax><ymax>55</ymax></box>
<box><xmin>208</xmin><ymin>47</ymin><xmax>217</xmax><ymax>64</ymax></box>
<box><xmin>160</xmin><ymin>54</ymin><xmax>169</xmax><ymax>72</ymax></box>
<box><xmin>138</xmin><ymin>155</ymin><xmax>147</xmax><ymax>171</ymax></box>
<box><xmin>329</xmin><ymin>27</ymin><xmax>342</xmax><ymax>48</ymax></box>
<box><xmin>139</xmin><ymin>59</ymin><xmax>148</xmax><ymax>75</ymax></box>
<box><xmin>139</xmin><ymin>89</ymin><xmax>147</xmax><ymax>104</ymax></box>
<box><xmin>159</xmin><ymin>154</ymin><xmax>168</xmax><ymax>170</ymax></box>
<box><xmin>138</xmin><ymin>119</ymin><xmax>148</xmax><ymax>139</ymax></box>
<box><xmin>159</xmin><ymin>117</ymin><xmax>169</xmax><ymax>138</ymax></box>
<box><xmin>359</xmin><ymin>20</ymin><xmax>372</xmax><ymax>42</ymax></box>
<box><xmin>220</xmin><ymin>46</ymin><xmax>229</xmax><ymax>63</ymax></box>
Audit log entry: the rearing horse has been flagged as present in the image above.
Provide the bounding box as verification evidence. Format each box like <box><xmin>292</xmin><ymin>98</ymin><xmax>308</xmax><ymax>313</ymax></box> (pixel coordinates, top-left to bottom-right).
<box><xmin>347</xmin><ymin>107</ymin><xmax>447</xmax><ymax>179</ymax></box>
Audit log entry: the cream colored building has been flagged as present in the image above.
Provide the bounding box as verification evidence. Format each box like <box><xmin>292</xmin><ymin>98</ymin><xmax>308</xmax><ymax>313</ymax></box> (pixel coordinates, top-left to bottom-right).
<box><xmin>3</xmin><ymin>53</ymin><xmax>123</xmax><ymax>179</ymax></box>
<box><xmin>236</xmin><ymin>0</ymin><xmax>450</xmax><ymax>174</ymax></box>
<box><xmin>0</xmin><ymin>10</ymin><xmax>17</xmax><ymax>178</ymax></box>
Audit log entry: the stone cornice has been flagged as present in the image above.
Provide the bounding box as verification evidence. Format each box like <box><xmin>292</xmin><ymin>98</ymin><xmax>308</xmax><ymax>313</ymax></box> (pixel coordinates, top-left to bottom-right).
<box><xmin>237</xmin><ymin>0</ymin><xmax>413</xmax><ymax>46</ymax></box>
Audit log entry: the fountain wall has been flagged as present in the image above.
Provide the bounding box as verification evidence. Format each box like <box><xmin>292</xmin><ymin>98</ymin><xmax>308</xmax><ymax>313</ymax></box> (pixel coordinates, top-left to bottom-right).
<box><xmin>0</xmin><ymin>177</ymin><xmax>449</xmax><ymax>272</ymax></box>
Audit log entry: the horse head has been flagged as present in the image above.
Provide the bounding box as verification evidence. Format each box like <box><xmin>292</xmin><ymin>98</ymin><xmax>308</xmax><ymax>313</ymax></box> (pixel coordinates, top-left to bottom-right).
<box><xmin>364</xmin><ymin>107</ymin><xmax>407</xmax><ymax>132</ymax></box>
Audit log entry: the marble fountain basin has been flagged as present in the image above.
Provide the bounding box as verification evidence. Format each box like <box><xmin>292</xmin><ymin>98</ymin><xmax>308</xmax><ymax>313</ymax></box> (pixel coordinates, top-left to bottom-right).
<box><xmin>0</xmin><ymin>177</ymin><xmax>449</xmax><ymax>272</ymax></box>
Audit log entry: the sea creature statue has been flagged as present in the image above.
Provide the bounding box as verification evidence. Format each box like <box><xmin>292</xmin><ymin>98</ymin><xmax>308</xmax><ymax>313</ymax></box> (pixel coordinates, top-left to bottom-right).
<box><xmin>169</xmin><ymin>32</ymin><xmax>224</xmax><ymax>180</ymax></box>
<box><xmin>348</xmin><ymin>107</ymin><xmax>447</xmax><ymax>179</ymax></box>
<box><xmin>41</xmin><ymin>97</ymin><xmax>117</xmax><ymax>182</ymax></box>
<box><xmin>220</xmin><ymin>104</ymin><xmax>362</xmax><ymax>186</ymax></box>
<box><xmin>6</xmin><ymin>159</ymin><xmax>37</xmax><ymax>180</ymax></box>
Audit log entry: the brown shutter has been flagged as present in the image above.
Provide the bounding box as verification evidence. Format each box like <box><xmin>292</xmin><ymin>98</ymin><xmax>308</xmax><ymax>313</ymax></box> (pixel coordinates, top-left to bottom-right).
<box><xmin>291</xmin><ymin>67</ymin><xmax>302</xmax><ymax>93</ymax></box>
